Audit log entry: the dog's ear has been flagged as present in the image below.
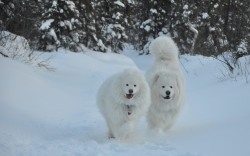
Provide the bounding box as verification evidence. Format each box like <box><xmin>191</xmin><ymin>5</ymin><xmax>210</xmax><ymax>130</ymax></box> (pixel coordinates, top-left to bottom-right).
<box><xmin>175</xmin><ymin>74</ymin><xmax>184</xmax><ymax>95</ymax></box>
<box><xmin>147</xmin><ymin>73</ymin><xmax>160</xmax><ymax>87</ymax></box>
<box><xmin>175</xmin><ymin>75</ymin><xmax>180</xmax><ymax>88</ymax></box>
<box><xmin>153</xmin><ymin>74</ymin><xmax>160</xmax><ymax>84</ymax></box>
<box><xmin>175</xmin><ymin>73</ymin><xmax>186</xmax><ymax>104</ymax></box>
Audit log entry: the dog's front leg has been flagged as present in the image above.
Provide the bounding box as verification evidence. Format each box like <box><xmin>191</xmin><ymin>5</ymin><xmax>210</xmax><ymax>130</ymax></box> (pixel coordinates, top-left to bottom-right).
<box><xmin>113</xmin><ymin>120</ymin><xmax>136</xmax><ymax>139</ymax></box>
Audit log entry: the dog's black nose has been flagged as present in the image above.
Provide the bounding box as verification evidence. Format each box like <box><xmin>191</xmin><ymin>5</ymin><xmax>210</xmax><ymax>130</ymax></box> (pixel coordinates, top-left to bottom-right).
<box><xmin>166</xmin><ymin>90</ymin><xmax>170</xmax><ymax>95</ymax></box>
<box><xmin>129</xmin><ymin>89</ymin><xmax>133</xmax><ymax>94</ymax></box>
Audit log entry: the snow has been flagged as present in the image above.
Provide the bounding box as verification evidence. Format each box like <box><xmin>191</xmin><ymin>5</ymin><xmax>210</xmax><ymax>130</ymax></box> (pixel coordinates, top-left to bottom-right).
<box><xmin>141</xmin><ymin>19</ymin><xmax>152</xmax><ymax>26</ymax></box>
<box><xmin>1</xmin><ymin>48</ymin><xmax>250</xmax><ymax>156</ymax></box>
<box><xmin>49</xmin><ymin>28</ymin><xmax>58</xmax><ymax>43</ymax></box>
<box><xmin>52</xmin><ymin>0</ymin><xmax>57</xmax><ymax>7</ymax></box>
<box><xmin>59</xmin><ymin>21</ymin><xmax>65</xmax><ymax>27</ymax></box>
<box><xmin>237</xmin><ymin>40</ymin><xmax>248</xmax><ymax>54</ymax></box>
<box><xmin>140</xmin><ymin>19</ymin><xmax>152</xmax><ymax>30</ymax></box>
<box><xmin>202</xmin><ymin>13</ymin><xmax>209</xmax><ymax>19</ymax></box>
<box><xmin>150</xmin><ymin>8</ymin><xmax>157</xmax><ymax>14</ymax></box>
<box><xmin>127</xmin><ymin>0</ymin><xmax>132</xmax><ymax>4</ymax></box>
<box><xmin>214</xmin><ymin>3</ymin><xmax>219</xmax><ymax>8</ymax></box>
<box><xmin>66</xmin><ymin>1</ymin><xmax>77</xmax><ymax>11</ymax></box>
<box><xmin>144</xmin><ymin>25</ymin><xmax>151</xmax><ymax>32</ymax></box>
<box><xmin>97</xmin><ymin>39</ymin><xmax>111</xmax><ymax>52</ymax></box>
<box><xmin>114</xmin><ymin>1</ymin><xmax>125</xmax><ymax>8</ymax></box>
<box><xmin>183</xmin><ymin>5</ymin><xmax>188</xmax><ymax>10</ymax></box>
<box><xmin>106</xmin><ymin>24</ymin><xmax>125</xmax><ymax>38</ymax></box>
<box><xmin>9</xmin><ymin>2</ymin><xmax>14</xmax><ymax>9</ymax></box>
<box><xmin>40</xmin><ymin>19</ymin><xmax>54</xmax><ymax>30</ymax></box>
<box><xmin>64</xmin><ymin>20</ymin><xmax>72</xmax><ymax>30</ymax></box>
<box><xmin>209</xmin><ymin>27</ymin><xmax>215</xmax><ymax>32</ymax></box>
<box><xmin>188</xmin><ymin>24</ymin><xmax>198</xmax><ymax>35</ymax></box>
<box><xmin>112</xmin><ymin>12</ymin><xmax>123</xmax><ymax>20</ymax></box>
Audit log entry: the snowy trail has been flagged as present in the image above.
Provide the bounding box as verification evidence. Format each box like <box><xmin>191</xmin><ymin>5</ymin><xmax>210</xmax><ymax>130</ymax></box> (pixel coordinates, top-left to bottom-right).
<box><xmin>1</xmin><ymin>50</ymin><xmax>250</xmax><ymax>156</ymax></box>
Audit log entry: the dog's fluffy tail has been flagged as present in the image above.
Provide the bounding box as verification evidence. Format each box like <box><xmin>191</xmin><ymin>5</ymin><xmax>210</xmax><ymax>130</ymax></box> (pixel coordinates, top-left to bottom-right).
<box><xmin>149</xmin><ymin>36</ymin><xmax>179</xmax><ymax>61</ymax></box>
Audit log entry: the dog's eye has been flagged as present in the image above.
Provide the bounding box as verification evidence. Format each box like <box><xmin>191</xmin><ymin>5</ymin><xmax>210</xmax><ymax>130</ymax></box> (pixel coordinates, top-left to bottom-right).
<box><xmin>126</xmin><ymin>84</ymin><xmax>129</xmax><ymax>86</ymax></box>
<box><xmin>162</xmin><ymin>86</ymin><xmax>165</xmax><ymax>88</ymax></box>
<box><xmin>134</xmin><ymin>85</ymin><xmax>136</xmax><ymax>87</ymax></box>
<box><xmin>170</xmin><ymin>86</ymin><xmax>173</xmax><ymax>88</ymax></box>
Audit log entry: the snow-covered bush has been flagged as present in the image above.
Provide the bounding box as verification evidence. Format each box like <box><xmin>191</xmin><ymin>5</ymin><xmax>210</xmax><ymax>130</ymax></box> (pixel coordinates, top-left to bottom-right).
<box><xmin>0</xmin><ymin>31</ymin><xmax>32</xmax><ymax>62</ymax></box>
<box><xmin>236</xmin><ymin>40</ymin><xmax>248</xmax><ymax>58</ymax></box>
<box><xmin>0</xmin><ymin>31</ymin><xmax>53</xmax><ymax>70</ymax></box>
<box><xmin>96</xmin><ymin>0</ymin><xmax>130</xmax><ymax>53</ymax></box>
<box><xmin>103</xmin><ymin>23</ymin><xmax>127</xmax><ymax>53</ymax></box>
<box><xmin>236</xmin><ymin>56</ymin><xmax>250</xmax><ymax>83</ymax></box>
<box><xmin>39</xmin><ymin>0</ymin><xmax>79</xmax><ymax>51</ymax></box>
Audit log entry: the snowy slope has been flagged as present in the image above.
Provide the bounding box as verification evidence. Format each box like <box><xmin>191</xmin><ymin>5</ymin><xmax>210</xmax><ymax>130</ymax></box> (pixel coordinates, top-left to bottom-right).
<box><xmin>1</xmin><ymin>49</ymin><xmax>250</xmax><ymax>156</ymax></box>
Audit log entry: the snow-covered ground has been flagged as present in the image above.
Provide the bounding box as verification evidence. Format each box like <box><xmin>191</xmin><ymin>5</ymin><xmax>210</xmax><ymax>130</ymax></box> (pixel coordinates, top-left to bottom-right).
<box><xmin>0</xmin><ymin>49</ymin><xmax>250</xmax><ymax>156</ymax></box>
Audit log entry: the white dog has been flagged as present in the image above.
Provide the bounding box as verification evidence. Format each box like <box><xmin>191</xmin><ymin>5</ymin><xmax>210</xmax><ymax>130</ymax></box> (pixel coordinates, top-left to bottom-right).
<box><xmin>146</xmin><ymin>36</ymin><xmax>185</xmax><ymax>133</ymax></box>
<box><xmin>97</xmin><ymin>68</ymin><xmax>150</xmax><ymax>139</ymax></box>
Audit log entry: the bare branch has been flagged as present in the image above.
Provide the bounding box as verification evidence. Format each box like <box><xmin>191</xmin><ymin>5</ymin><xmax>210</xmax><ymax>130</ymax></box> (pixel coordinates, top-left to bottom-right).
<box><xmin>188</xmin><ymin>23</ymin><xmax>198</xmax><ymax>55</ymax></box>
<box><xmin>0</xmin><ymin>51</ymin><xmax>8</xmax><ymax>57</ymax></box>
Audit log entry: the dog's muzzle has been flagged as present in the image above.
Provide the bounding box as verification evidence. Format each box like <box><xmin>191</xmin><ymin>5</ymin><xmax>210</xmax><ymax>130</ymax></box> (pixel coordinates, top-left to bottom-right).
<box><xmin>163</xmin><ymin>90</ymin><xmax>171</xmax><ymax>99</ymax></box>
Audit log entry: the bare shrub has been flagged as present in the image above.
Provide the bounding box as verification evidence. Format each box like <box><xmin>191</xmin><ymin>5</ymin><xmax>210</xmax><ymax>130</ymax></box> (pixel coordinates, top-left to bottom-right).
<box><xmin>215</xmin><ymin>52</ymin><xmax>250</xmax><ymax>83</ymax></box>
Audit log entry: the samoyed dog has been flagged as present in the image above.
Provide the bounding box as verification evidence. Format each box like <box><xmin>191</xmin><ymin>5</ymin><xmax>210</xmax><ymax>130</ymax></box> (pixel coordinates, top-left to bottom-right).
<box><xmin>146</xmin><ymin>36</ymin><xmax>185</xmax><ymax>133</ymax></box>
<box><xmin>97</xmin><ymin>68</ymin><xmax>150</xmax><ymax>139</ymax></box>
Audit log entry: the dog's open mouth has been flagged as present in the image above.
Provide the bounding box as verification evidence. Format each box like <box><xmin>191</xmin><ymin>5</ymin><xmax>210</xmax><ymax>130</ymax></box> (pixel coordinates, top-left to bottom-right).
<box><xmin>163</xmin><ymin>96</ymin><xmax>171</xmax><ymax>99</ymax></box>
<box><xmin>126</xmin><ymin>94</ymin><xmax>134</xmax><ymax>99</ymax></box>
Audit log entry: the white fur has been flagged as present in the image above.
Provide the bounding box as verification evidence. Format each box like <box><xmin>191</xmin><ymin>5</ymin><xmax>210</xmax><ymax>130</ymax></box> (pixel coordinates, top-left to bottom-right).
<box><xmin>97</xmin><ymin>68</ymin><xmax>150</xmax><ymax>139</ymax></box>
<box><xmin>146</xmin><ymin>36</ymin><xmax>185</xmax><ymax>133</ymax></box>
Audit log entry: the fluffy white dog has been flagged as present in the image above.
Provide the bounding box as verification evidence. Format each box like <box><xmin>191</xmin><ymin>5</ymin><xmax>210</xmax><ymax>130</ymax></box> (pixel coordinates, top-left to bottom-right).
<box><xmin>146</xmin><ymin>36</ymin><xmax>185</xmax><ymax>133</ymax></box>
<box><xmin>97</xmin><ymin>68</ymin><xmax>150</xmax><ymax>139</ymax></box>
